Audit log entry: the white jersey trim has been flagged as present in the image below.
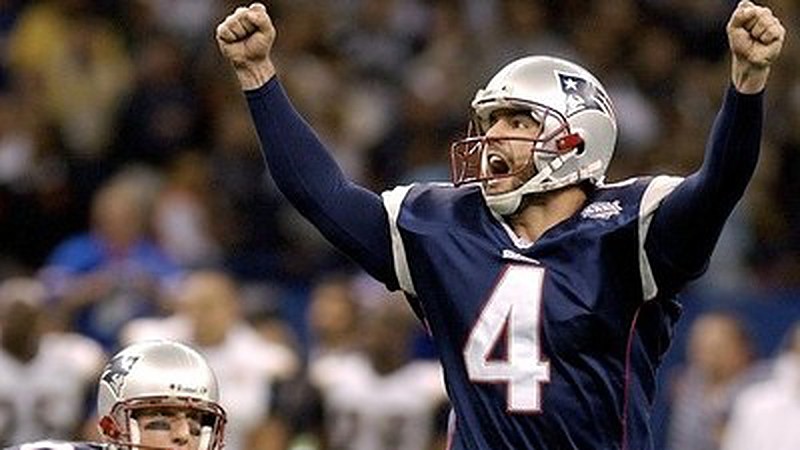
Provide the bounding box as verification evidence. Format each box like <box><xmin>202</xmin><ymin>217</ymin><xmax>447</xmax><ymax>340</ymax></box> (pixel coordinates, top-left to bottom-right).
<box><xmin>382</xmin><ymin>184</ymin><xmax>417</xmax><ymax>296</ymax></box>
<box><xmin>638</xmin><ymin>175</ymin><xmax>684</xmax><ymax>301</ymax></box>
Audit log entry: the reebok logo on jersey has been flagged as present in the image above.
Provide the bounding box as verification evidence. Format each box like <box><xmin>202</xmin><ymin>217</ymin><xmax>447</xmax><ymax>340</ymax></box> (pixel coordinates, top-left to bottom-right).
<box><xmin>581</xmin><ymin>200</ymin><xmax>622</xmax><ymax>220</ymax></box>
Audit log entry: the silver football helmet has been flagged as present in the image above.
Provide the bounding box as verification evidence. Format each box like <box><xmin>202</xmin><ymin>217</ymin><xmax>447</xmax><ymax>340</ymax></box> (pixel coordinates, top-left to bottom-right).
<box><xmin>97</xmin><ymin>340</ymin><xmax>226</xmax><ymax>450</ymax></box>
<box><xmin>450</xmin><ymin>56</ymin><xmax>617</xmax><ymax>215</ymax></box>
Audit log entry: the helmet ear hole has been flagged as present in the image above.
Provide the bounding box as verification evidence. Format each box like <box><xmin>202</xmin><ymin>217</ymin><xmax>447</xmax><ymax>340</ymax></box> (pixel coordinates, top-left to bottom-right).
<box><xmin>573</xmin><ymin>135</ymin><xmax>586</xmax><ymax>155</ymax></box>
<box><xmin>572</xmin><ymin>132</ymin><xmax>586</xmax><ymax>156</ymax></box>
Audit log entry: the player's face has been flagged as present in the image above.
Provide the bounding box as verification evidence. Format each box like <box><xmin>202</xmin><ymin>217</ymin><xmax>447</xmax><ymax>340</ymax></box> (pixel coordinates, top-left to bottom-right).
<box><xmin>134</xmin><ymin>407</ymin><xmax>203</xmax><ymax>450</ymax></box>
<box><xmin>481</xmin><ymin>109</ymin><xmax>542</xmax><ymax>195</ymax></box>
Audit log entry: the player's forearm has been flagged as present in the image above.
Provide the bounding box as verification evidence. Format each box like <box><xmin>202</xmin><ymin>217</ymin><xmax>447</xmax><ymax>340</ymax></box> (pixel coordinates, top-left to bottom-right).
<box><xmin>244</xmin><ymin>78</ymin><xmax>396</xmax><ymax>284</ymax></box>
<box><xmin>245</xmin><ymin>77</ymin><xmax>345</xmax><ymax>208</ymax></box>
<box><xmin>687</xmin><ymin>84</ymin><xmax>763</xmax><ymax>207</ymax></box>
<box><xmin>646</xmin><ymin>85</ymin><xmax>763</xmax><ymax>280</ymax></box>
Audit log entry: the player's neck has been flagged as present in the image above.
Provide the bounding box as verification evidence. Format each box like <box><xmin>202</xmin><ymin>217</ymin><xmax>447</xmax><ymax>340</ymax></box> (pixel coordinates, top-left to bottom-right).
<box><xmin>507</xmin><ymin>186</ymin><xmax>587</xmax><ymax>243</ymax></box>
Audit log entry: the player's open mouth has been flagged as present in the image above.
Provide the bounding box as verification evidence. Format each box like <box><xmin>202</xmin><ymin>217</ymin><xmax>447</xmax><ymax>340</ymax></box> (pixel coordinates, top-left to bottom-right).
<box><xmin>486</xmin><ymin>152</ymin><xmax>512</xmax><ymax>176</ymax></box>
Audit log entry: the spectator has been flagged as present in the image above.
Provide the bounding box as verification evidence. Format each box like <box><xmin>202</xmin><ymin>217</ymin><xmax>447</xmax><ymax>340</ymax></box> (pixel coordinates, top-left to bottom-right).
<box><xmin>310</xmin><ymin>300</ymin><xmax>447</xmax><ymax>450</ymax></box>
<box><xmin>121</xmin><ymin>270</ymin><xmax>298</xmax><ymax>450</ymax></box>
<box><xmin>0</xmin><ymin>277</ymin><xmax>104</xmax><ymax>446</ymax></box>
<box><xmin>152</xmin><ymin>151</ymin><xmax>225</xmax><ymax>268</ymax></box>
<box><xmin>667</xmin><ymin>312</ymin><xmax>757</xmax><ymax>450</ymax></box>
<box><xmin>721</xmin><ymin>323</ymin><xmax>800</xmax><ymax>450</ymax></box>
<box><xmin>110</xmin><ymin>34</ymin><xmax>208</xmax><ymax>167</ymax></box>
<box><xmin>7</xmin><ymin>0</ymin><xmax>132</xmax><ymax>160</ymax></box>
<box><xmin>306</xmin><ymin>276</ymin><xmax>361</xmax><ymax>361</ymax></box>
<box><xmin>39</xmin><ymin>168</ymin><xmax>179</xmax><ymax>350</ymax></box>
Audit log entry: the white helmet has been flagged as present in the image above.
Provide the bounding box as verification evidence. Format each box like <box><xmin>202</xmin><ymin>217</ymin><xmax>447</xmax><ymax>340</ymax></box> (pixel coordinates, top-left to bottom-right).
<box><xmin>97</xmin><ymin>340</ymin><xmax>226</xmax><ymax>450</ymax></box>
<box><xmin>450</xmin><ymin>55</ymin><xmax>617</xmax><ymax>215</ymax></box>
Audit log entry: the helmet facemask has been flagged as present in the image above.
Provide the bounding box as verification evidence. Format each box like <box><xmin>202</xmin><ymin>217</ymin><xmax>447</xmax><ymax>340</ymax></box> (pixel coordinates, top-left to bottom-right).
<box><xmin>450</xmin><ymin>99</ymin><xmax>585</xmax><ymax>214</ymax></box>
<box><xmin>104</xmin><ymin>396</ymin><xmax>226</xmax><ymax>450</ymax></box>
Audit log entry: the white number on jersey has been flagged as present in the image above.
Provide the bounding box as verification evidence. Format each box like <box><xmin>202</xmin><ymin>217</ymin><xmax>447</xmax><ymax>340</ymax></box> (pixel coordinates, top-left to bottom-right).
<box><xmin>464</xmin><ymin>265</ymin><xmax>551</xmax><ymax>412</ymax></box>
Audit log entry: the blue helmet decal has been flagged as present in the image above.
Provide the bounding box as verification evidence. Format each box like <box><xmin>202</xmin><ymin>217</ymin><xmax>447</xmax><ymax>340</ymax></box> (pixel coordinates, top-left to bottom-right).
<box><xmin>101</xmin><ymin>354</ymin><xmax>141</xmax><ymax>397</ymax></box>
<box><xmin>556</xmin><ymin>71</ymin><xmax>614</xmax><ymax>118</ymax></box>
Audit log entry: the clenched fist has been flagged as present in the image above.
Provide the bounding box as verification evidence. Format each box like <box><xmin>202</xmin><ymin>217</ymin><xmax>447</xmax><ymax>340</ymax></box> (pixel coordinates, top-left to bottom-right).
<box><xmin>727</xmin><ymin>1</ymin><xmax>785</xmax><ymax>93</ymax></box>
<box><xmin>216</xmin><ymin>3</ymin><xmax>276</xmax><ymax>90</ymax></box>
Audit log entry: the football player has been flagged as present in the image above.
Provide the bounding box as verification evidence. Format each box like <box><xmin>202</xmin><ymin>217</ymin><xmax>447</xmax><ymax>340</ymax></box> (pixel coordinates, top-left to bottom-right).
<box><xmin>120</xmin><ymin>270</ymin><xmax>298</xmax><ymax>450</ymax></box>
<box><xmin>310</xmin><ymin>300</ymin><xmax>447</xmax><ymax>450</ymax></box>
<box><xmin>4</xmin><ymin>341</ymin><xmax>227</xmax><ymax>450</ymax></box>
<box><xmin>0</xmin><ymin>278</ymin><xmax>104</xmax><ymax>447</ymax></box>
<box><xmin>216</xmin><ymin>1</ymin><xmax>784</xmax><ymax>449</ymax></box>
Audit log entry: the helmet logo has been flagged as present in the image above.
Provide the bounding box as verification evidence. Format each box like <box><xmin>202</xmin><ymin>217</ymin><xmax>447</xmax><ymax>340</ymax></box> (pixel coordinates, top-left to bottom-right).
<box><xmin>556</xmin><ymin>71</ymin><xmax>613</xmax><ymax>118</ymax></box>
<box><xmin>101</xmin><ymin>354</ymin><xmax>141</xmax><ymax>397</ymax></box>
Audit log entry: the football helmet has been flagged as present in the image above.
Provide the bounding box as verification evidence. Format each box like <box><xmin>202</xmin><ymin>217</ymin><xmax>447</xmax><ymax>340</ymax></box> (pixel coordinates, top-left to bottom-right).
<box><xmin>450</xmin><ymin>56</ymin><xmax>617</xmax><ymax>215</ymax></box>
<box><xmin>97</xmin><ymin>340</ymin><xmax>226</xmax><ymax>450</ymax></box>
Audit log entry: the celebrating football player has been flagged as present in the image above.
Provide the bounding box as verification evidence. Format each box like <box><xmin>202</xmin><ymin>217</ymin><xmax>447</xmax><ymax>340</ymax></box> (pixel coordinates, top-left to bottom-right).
<box><xmin>216</xmin><ymin>1</ymin><xmax>784</xmax><ymax>448</ymax></box>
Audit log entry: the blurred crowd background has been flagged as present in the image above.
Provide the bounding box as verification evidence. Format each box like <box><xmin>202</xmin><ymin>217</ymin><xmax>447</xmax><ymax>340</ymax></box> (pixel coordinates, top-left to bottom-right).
<box><xmin>0</xmin><ymin>0</ymin><xmax>798</xmax><ymax>449</ymax></box>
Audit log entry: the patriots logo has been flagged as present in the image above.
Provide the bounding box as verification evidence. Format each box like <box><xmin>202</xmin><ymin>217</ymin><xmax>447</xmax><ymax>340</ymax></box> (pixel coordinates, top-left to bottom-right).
<box><xmin>556</xmin><ymin>71</ymin><xmax>614</xmax><ymax>118</ymax></box>
<box><xmin>101</xmin><ymin>354</ymin><xmax>140</xmax><ymax>397</ymax></box>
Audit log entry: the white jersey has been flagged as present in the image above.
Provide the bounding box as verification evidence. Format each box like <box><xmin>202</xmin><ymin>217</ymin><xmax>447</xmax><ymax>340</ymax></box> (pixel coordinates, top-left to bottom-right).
<box><xmin>721</xmin><ymin>355</ymin><xmax>800</xmax><ymax>450</ymax></box>
<box><xmin>311</xmin><ymin>353</ymin><xmax>446</xmax><ymax>450</ymax></box>
<box><xmin>0</xmin><ymin>334</ymin><xmax>104</xmax><ymax>447</ymax></box>
<box><xmin>121</xmin><ymin>316</ymin><xmax>298</xmax><ymax>450</ymax></box>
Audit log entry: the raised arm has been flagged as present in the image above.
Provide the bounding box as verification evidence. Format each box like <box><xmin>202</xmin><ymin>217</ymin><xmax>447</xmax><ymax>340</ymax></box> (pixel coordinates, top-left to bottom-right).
<box><xmin>216</xmin><ymin>3</ymin><xmax>397</xmax><ymax>287</ymax></box>
<box><xmin>645</xmin><ymin>1</ymin><xmax>785</xmax><ymax>292</ymax></box>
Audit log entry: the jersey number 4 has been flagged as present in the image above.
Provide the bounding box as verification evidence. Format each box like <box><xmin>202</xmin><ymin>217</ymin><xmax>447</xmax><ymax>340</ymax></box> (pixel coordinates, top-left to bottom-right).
<box><xmin>464</xmin><ymin>265</ymin><xmax>550</xmax><ymax>412</ymax></box>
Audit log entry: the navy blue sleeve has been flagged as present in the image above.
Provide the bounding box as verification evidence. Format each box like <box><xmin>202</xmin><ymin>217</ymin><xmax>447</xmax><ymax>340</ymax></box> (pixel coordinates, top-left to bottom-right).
<box><xmin>645</xmin><ymin>85</ymin><xmax>763</xmax><ymax>292</ymax></box>
<box><xmin>245</xmin><ymin>77</ymin><xmax>397</xmax><ymax>288</ymax></box>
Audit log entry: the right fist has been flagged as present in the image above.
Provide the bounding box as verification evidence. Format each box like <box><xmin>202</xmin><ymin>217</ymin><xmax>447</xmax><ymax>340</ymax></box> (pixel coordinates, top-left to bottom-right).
<box><xmin>727</xmin><ymin>1</ymin><xmax>784</xmax><ymax>69</ymax></box>
<box><xmin>216</xmin><ymin>3</ymin><xmax>276</xmax><ymax>89</ymax></box>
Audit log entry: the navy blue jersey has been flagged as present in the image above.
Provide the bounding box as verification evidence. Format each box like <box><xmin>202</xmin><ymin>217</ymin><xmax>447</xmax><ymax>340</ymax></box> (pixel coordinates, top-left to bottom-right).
<box><xmin>383</xmin><ymin>176</ymin><xmax>683</xmax><ymax>450</ymax></box>
<box><xmin>4</xmin><ymin>442</ymin><xmax>105</xmax><ymax>450</ymax></box>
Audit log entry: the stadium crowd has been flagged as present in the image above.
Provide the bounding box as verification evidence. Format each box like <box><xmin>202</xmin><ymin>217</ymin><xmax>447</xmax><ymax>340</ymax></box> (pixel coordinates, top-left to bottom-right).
<box><xmin>0</xmin><ymin>1</ymin><xmax>798</xmax><ymax>449</ymax></box>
